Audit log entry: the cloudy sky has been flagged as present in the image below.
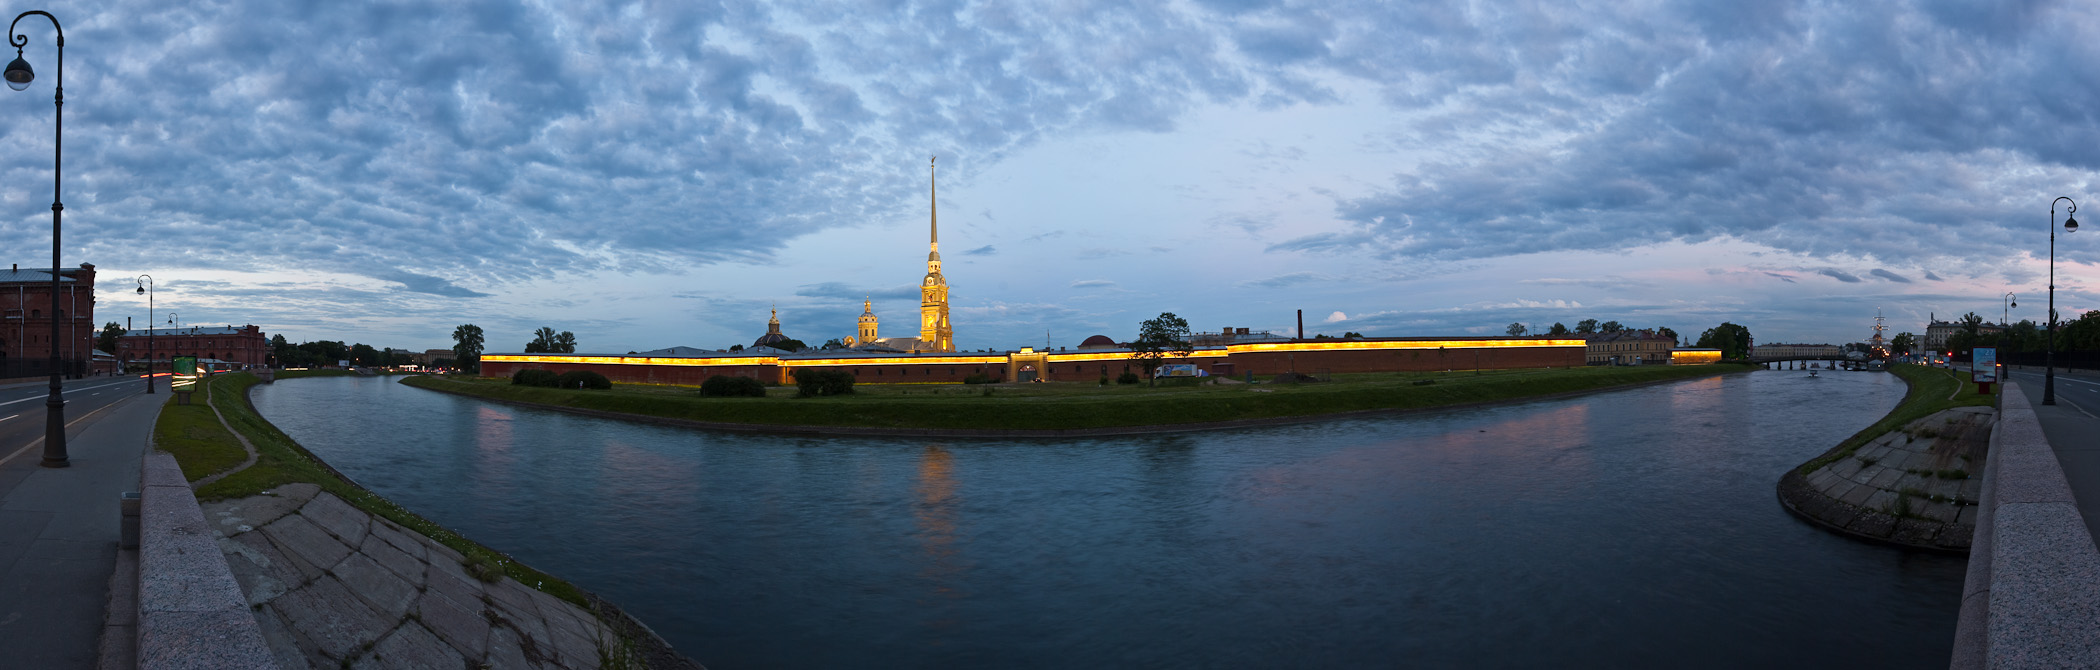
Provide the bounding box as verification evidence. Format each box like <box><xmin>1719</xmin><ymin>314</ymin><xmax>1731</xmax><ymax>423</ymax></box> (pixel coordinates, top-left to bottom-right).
<box><xmin>3</xmin><ymin>0</ymin><xmax>2095</xmax><ymax>353</ymax></box>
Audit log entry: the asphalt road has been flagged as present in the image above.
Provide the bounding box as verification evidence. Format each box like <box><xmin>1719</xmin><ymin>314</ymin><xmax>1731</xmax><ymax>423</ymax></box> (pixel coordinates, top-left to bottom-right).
<box><xmin>0</xmin><ymin>375</ymin><xmax>159</xmax><ymax>469</ymax></box>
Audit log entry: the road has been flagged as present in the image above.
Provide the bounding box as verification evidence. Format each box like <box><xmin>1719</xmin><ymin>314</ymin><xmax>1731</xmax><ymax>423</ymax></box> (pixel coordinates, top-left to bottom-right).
<box><xmin>0</xmin><ymin>374</ymin><xmax>163</xmax><ymax>668</ymax></box>
<box><xmin>0</xmin><ymin>375</ymin><xmax>160</xmax><ymax>469</ymax></box>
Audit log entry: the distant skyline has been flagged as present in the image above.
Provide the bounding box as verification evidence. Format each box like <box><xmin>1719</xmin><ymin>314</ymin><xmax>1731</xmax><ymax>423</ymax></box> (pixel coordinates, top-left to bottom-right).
<box><xmin>2</xmin><ymin>1</ymin><xmax>2095</xmax><ymax>353</ymax></box>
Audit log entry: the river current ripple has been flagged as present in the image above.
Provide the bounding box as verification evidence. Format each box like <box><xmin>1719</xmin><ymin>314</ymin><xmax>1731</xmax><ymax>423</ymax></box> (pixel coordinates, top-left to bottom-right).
<box><xmin>252</xmin><ymin>370</ymin><xmax>1962</xmax><ymax>668</ymax></box>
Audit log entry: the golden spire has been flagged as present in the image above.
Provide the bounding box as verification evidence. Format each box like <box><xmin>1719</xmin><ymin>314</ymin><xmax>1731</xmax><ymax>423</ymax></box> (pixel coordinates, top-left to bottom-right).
<box><xmin>929</xmin><ymin>156</ymin><xmax>939</xmax><ymax>256</ymax></box>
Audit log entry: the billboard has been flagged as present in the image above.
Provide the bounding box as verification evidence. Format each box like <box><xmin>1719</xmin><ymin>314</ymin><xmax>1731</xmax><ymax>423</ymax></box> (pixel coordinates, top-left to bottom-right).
<box><xmin>1972</xmin><ymin>347</ymin><xmax>1997</xmax><ymax>382</ymax></box>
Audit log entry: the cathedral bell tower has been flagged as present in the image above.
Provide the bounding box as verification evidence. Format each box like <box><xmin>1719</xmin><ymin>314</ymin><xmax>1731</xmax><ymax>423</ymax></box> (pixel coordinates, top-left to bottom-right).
<box><xmin>858</xmin><ymin>298</ymin><xmax>879</xmax><ymax>344</ymax></box>
<box><xmin>919</xmin><ymin>156</ymin><xmax>954</xmax><ymax>352</ymax></box>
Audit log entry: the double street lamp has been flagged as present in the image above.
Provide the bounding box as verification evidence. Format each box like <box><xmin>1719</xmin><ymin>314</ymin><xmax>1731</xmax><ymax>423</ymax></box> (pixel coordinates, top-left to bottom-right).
<box><xmin>2047</xmin><ymin>197</ymin><xmax>2079</xmax><ymax>406</ymax></box>
<box><xmin>6</xmin><ymin>10</ymin><xmax>66</xmax><ymax>467</ymax></box>
<box><xmin>137</xmin><ymin>275</ymin><xmax>152</xmax><ymax>393</ymax></box>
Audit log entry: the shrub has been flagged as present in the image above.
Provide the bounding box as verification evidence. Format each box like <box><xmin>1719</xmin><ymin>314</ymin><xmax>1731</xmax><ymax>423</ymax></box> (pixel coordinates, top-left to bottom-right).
<box><xmin>511</xmin><ymin>369</ymin><xmax>559</xmax><ymax>387</ymax></box>
<box><xmin>1099</xmin><ymin>375</ymin><xmax>1110</xmax><ymax>386</ymax></box>
<box><xmin>1116</xmin><ymin>371</ymin><xmax>1140</xmax><ymax>385</ymax></box>
<box><xmin>700</xmin><ymin>375</ymin><xmax>767</xmax><ymax>397</ymax></box>
<box><xmin>792</xmin><ymin>369</ymin><xmax>855</xmax><ymax>397</ymax></box>
<box><xmin>963</xmin><ymin>373</ymin><xmax>995</xmax><ymax>385</ymax></box>
<box><xmin>554</xmin><ymin>370</ymin><xmax>612</xmax><ymax>390</ymax></box>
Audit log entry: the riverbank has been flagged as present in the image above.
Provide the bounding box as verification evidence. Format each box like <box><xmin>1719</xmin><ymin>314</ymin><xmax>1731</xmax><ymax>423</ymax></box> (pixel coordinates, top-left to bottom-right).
<box><xmin>151</xmin><ymin>372</ymin><xmax>700</xmax><ymax>669</ymax></box>
<box><xmin>403</xmin><ymin>364</ymin><xmax>1754</xmax><ymax>436</ymax></box>
<box><xmin>1778</xmin><ymin>364</ymin><xmax>1998</xmax><ymax>552</ymax></box>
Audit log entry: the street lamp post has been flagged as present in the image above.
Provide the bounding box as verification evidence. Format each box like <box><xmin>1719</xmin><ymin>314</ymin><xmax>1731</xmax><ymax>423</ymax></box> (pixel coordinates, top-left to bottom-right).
<box><xmin>7</xmin><ymin>10</ymin><xmax>66</xmax><ymax>467</ymax></box>
<box><xmin>137</xmin><ymin>275</ymin><xmax>152</xmax><ymax>393</ymax></box>
<box><xmin>2048</xmin><ymin>197</ymin><xmax>2079</xmax><ymax>405</ymax></box>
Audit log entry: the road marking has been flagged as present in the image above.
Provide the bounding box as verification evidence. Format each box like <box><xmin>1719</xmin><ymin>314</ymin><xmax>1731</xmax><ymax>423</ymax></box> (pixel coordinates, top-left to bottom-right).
<box><xmin>0</xmin><ymin>397</ymin><xmax>136</xmax><ymax>469</ymax></box>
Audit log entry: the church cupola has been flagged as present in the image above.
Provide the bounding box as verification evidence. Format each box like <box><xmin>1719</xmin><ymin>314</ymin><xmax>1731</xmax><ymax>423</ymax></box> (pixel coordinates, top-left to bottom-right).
<box><xmin>857</xmin><ymin>298</ymin><xmax>879</xmax><ymax>343</ymax></box>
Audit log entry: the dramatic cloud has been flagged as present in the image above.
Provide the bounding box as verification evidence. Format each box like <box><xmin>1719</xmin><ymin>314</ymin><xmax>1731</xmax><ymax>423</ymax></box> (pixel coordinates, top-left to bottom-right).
<box><xmin>12</xmin><ymin>0</ymin><xmax>2090</xmax><ymax>349</ymax></box>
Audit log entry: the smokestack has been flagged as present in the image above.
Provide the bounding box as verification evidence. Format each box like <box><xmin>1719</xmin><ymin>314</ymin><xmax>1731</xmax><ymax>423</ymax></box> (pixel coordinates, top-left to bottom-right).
<box><xmin>1297</xmin><ymin>310</ymin><xmax>1304</xmax><ymax>340</ymax></box>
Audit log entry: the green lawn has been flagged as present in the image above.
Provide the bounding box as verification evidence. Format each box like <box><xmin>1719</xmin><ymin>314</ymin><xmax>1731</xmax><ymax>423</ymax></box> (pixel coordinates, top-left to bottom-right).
<box><xmin>1794</xmin><ymin>363</ymin><xmax>1996</xmax><ymax>474</ymax></box>
<box><xmin>410</xmin><ymin>364</ymin><xmax>1755</xmax><ymax>432</ymax></box>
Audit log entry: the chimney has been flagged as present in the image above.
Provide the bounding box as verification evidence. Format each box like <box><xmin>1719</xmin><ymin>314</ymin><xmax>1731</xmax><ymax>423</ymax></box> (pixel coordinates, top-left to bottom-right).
<box><xmin>1297</xmin><ymin>310</ymin><xmax>1304</xmax><ymax>340</ymax></box>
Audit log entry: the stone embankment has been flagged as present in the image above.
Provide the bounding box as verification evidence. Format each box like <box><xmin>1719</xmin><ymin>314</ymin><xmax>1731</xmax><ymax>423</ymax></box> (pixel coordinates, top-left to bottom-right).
<box><xmin>1777</xmin><ymin>406</ymin><xmax>1994</xmax><ymax>552</ymax></box>
<box><xmin>201</xmin><ymin>484</ymin><xmax>642</xmax><ymax>669</ymax></box>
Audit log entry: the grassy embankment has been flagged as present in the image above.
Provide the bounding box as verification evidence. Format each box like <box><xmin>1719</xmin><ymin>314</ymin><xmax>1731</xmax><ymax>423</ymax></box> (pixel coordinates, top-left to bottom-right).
<box><xmin>151</xmin><ymin>372</ymin><xmax>591</xmax><ymax>608</ymax></box>
<box><xmin>405</xmin><ymin>363</ymin><xmax>1755</xmax><ymax>432</ymax></box>
<box><xmin>1793</xmin><ymin>363</ymin><xmax>1998</xmax><ymax>475</ymax></box>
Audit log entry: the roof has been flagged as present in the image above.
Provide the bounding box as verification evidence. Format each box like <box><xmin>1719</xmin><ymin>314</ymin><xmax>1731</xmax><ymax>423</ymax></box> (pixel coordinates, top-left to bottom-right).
<box><xmin>634</xmin><ymin>345</ymin><xmax>721</xmax><ymax>357</ymax></box>
<box><xmin>0</xmin><ymin>269</ymin><xmax>77</xmax><ymax>284</ymax></box>
<box><xmin>121</xmin><ymin>326</ymin><xmax>257</xmax><ymax>337</ymax></box>
<box><xmin>1079</xmin><ymin>335</ymin><xmax>1118</xmax><ymax>347</ymax></box>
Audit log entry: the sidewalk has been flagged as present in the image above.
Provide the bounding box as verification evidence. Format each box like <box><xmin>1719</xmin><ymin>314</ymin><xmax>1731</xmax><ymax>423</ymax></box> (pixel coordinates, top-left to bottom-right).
<box><xmin>2005</xmin><ymin>369</ymin><xmax>2100</xmax><ymax>551</ymax></box>
<box><xmin>0</xmin><ymin>392</ymin><xmax>164</xmax><ymax>668</ymax></box>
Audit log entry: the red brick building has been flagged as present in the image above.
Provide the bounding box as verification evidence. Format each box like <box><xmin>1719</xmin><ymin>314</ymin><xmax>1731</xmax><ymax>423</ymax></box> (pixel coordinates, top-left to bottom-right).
<box><xmin>117</xmin><ymin>324</ymin><xmax>270</xmax><ymax>369</ymax></box>
<box><xmin>0</xmin><ymin>262</ymin><xmax>98</xmax><ymax>377</ymax></box>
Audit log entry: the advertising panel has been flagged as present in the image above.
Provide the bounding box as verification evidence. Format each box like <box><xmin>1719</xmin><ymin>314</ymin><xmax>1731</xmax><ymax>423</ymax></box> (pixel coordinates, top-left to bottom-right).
<box><xmin>1972</xmin><ymin>347</ymin><xmax>1997</xmax><ymax>382</ymax></box>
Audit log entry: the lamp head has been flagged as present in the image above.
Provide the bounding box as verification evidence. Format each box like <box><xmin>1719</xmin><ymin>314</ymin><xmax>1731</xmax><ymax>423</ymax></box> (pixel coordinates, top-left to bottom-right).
<box><xmin>2012</xmin><ymin>300</ymin><xmax>2018</xmax><ymax>308</ymax></box>
<box><xmin>2067</xmin><ymin>215</ymin><xmax>2080</xmax><ymax>233</ymax></box>
<box><xmin>4</xmin><ymin>55</ymin><xmax>31</xmax><ymax>91</ymax></box>
<box><xmin>135</xmin><ymin>284</ymin><xmax>143</xmax><ymax>294</ymax></box>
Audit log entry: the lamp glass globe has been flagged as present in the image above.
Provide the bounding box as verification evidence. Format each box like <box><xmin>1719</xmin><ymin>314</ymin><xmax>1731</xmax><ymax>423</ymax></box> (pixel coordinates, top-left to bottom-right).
<box><xmin>3</xmin><ymin>56</ymin><xmax>31</xmax><ymax>91</ymax></box>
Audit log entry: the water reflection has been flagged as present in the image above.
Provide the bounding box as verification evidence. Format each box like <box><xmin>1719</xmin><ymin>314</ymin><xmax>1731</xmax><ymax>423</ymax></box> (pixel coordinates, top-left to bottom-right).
<box><xmin>251</xmin><ymin>371</ymin><xmax>1962</xmax><ymax>668</ymax></box>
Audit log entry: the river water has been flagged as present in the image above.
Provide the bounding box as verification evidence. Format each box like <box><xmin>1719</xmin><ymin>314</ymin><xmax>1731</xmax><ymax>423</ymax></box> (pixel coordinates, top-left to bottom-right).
<box><xmin>251</xmin><ymin>370</ymin><xmax>1963</xmax><ymax>668</ymax></box>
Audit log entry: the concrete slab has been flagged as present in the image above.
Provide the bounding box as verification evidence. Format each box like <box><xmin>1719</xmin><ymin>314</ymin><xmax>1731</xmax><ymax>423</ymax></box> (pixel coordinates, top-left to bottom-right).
<box><xmin>298</xmin><ymin>492</ymin><xmax>370</xmax><ymax>546</ymax></box>
<box><xmin>262</xmin><ymin>514</ymin><xmax>354</xmax><ymax>575</ymax></box>
<box><xmin>359</xmin><ymin>532</ymin><xmax>425</xmax><ymax>586</ymax></box>
<box><xmin>201</xmin><ymin>490</ymin><xmax>308</xmax><ymax>537</ymax></box>
<box><xmin>217</xmin><ymin>534</ymin><xmax>292</xmax><ymax>606</ymax></box>
<box><xmin>333</xmin><ymin>552</ymin><xmax>420</xmax><ymax>621</ymax></box>
<box><xmin>366</xmin><ymin>518</ymin><xmax>427</xmax><ymax>562</ymax></box>
<box><xmin>250</xmin><ymin>604</ymin><xmax>313</xmax><ymax>670</ymax></box>
<box><xmin>424</xmin><ymin>563</ymin><xmax>486</xmax><ymax>614</ymax></box>
<box><xmin>270</xmin><ymin>575</ymin><xmax>393</xmax><ymax>662</ymax></box>
<box><xmin>413</xmin><ymin>586</ymin><xmax>491</xmax><ymax>662</ymax></box>
<box><xmin>351</xmin><ymin>621</ymin><xmax>463</xmax><ymax>670</ymax></box>
<box><xmin>484</xmin><ymin>625</ymin><xmax>533</xmax><ymax>670</ymax></box>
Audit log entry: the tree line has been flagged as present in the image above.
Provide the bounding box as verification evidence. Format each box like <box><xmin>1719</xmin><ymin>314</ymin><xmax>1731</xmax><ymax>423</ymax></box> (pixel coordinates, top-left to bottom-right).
<box><xmin>1506</xmin><ymin>318</ymin><xmax>1680</xmax><ymax>343</ymax></box>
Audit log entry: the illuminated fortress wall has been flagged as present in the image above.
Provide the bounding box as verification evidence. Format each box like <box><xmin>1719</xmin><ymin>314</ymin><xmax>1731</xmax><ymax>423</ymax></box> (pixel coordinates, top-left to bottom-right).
<box><xmin>480</xmin><ymin>338</ymin><xmax>1591</xmax><ymax>385</ymax></box>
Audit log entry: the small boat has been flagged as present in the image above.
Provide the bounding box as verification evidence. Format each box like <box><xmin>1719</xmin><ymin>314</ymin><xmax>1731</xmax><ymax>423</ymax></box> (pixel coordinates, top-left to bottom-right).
<box><xmin>1808</xmin><ymin>370</ymin><xmax>1819</xmax><ymax>378</ymax></box>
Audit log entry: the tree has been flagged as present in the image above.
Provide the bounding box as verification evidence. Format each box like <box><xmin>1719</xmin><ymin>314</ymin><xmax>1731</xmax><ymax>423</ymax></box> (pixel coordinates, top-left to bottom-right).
<box><xmin>1575</xmin><ymin>319</ymin><xmax>1599</xmax><ymax>334</ymax></box>
<box><xmin>1600</xmin><ymin>320</ymin><xmax>1624</xmax><ymax>333</ymax></box>
<box><xmin>729</xmin><ymin>344</ymin><xmax>745</xmax><ymax>352</ymax></box>
<box><xmin>1656</xmin><ymin>326</ymin><xmax>1678</xmax><ymax>343</ymax></box>
<box><xmin>1343</xmin><ymin>331</ymin><xmax>1364</xmax><ymax>339</ymax></box>
<box><xmin>451</xmin><ymin>324</ymin><xmax>484</xmax><ymax>373</ymax></box>
<box><xmin>349</xmin><ymin>343</ymin><xmax>380</xmax><ymax>366</ymax></box>
<box><xmin>1960</xmin><ymin>312</ymin><xmax>1984</xmax><ymax>337</ymax></box>
<box><xmin>97</xmin><ymin>321</ymin><xmax>123</xmax><ymax>353</ymax></box>
<box><xmin>1696</xmin><ymin>322</ymin><xmax>1754</xmax><ymax>360</ymax></box>
<box><xmin>526</xmin><ymin>327</ymin><xmax>575</xmax><ymax>353</ymax></box>
<box><xmin>1891</xmin><ymin>332</ymin><xmax>1916</xmax><ymax>356</ymax></box>
<box><xmin>771</xmin><ymin>338</ymin><xmax>807</xmax><ymax>352</ymax></box>
<box><xmin>1130</xmin><ymin>312</ymin><xmax>1193</xmax><ymax>386</ymax></box>
<box><xmin>822</xmin><ymin>338</ymin><xmax>845</xmax><ymax>350</ymax></box>
<box><xmin>1506</xmin><ymin>322</ymin><xmax>1527</xmax><ymax>336</ymax></box>
<box><xmin>1548</xmin><ymin>322</ymin><xmax>1570</xmax><ymax>335</ymax></box>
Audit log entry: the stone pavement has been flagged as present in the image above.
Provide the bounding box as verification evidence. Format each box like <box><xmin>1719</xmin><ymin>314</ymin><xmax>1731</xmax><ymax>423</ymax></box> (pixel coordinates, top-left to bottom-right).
<box><xmin>1779</xmin><ymin>406</ymin><xmax>1994</xmax><ymax>551</ymax></box>
<box><xmin>204</xmin><ymin>485</ymin><xmax>621</xmax><ymax>669</ymax></box>
<box><xmin>0</xmin><ymin>391</ymin><xmax>162</xmax><ymax>669</ymax></box>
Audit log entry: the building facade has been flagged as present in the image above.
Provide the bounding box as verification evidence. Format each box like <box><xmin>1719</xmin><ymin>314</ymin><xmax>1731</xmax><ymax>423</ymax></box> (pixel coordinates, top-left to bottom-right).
<box><xmin>0</xmin><ymin>262</ymin><xmax>98</xmax><ymax>378</ymax></box>
<box><xmin>1584</xmin><ymin>329</ymin><xmax>1676</xmax><ymax>365</ymax></box>
<box><xmin>116</xmin><ymin>324</ymin><xmax>270</xmax><ymax>369</ymax></box>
